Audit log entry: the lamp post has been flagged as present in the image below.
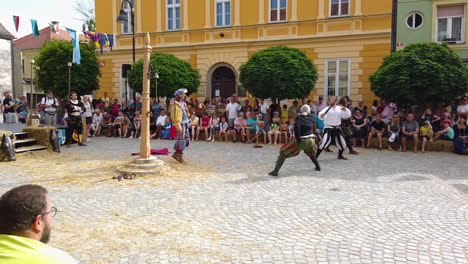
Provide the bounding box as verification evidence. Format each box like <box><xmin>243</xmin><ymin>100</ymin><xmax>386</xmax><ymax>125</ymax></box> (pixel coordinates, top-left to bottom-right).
<box><xmin>117</xmin><ymin>0</ymin><xmax>136</xmax><ymax>102</ymax></box>
<box><xmin>27</xmin><ymin>60</ymin><xmax>39</xmax><ymax>127</ymax></box>
<box><xmin>67</xmin><ymin>62</ymin><xmax>72</xmax><ymax>95</ymax></box>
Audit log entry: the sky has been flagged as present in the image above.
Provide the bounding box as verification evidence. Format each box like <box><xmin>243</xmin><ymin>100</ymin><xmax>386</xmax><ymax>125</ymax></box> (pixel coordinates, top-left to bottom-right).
<box><xmin>0</xmin><ymin>0</ymin><xmax>87</xmax><ymax>39</ymax></box>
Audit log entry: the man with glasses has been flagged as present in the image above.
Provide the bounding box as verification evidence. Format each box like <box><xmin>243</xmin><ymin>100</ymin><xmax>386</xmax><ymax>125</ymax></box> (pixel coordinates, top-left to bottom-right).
<box><xmin>0</xmin><ymin>184</ymin><xmax>77</xmax><ymax>263</ymax></box>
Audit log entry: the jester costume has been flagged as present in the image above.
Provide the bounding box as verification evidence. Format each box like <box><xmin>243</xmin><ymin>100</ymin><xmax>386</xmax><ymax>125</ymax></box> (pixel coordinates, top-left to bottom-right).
<box><xmin>169</xmin><ymin>89</ymin><xmax>190</xmax><ymax>163</ymax></box>
<box><xmin>269</xmin><ymin>105</ymin><xmax>320</xmax><ymax>176</ymax></box>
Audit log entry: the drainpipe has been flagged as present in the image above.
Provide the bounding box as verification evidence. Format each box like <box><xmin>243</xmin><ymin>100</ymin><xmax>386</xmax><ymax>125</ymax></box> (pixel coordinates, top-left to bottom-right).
<box><xmin>391</xmin><ymin>0</ymin><xmax>398</xmax><ymax>53</ymax></box>
<box><xmin>10</xmin><ymin>40</ymin><xmax>16</xmax><ymax>99</ymax></box>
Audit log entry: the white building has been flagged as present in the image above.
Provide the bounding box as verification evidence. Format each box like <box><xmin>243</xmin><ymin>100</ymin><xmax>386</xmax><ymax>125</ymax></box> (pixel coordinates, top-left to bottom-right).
<box><xmin>0</xmin><ymin>22</ymin><xmax>21</xmax><ymax>99</ymax></box>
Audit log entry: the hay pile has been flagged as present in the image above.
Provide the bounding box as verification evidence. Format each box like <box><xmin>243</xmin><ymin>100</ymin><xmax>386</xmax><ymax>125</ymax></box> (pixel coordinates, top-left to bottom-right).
<box><xmin>23</xmin><ymin>126</ymin><xmax>56</xmax><ymax>150</ymax></box>
<box><xmin>0</xmin><ymin>130</ymin><xmax>14</xmax><ymax>162</ymax></box>
<box><xmin>368</xmin><ymin>137</ymin><xmax>454</xmax><ymax>152</ymax></box>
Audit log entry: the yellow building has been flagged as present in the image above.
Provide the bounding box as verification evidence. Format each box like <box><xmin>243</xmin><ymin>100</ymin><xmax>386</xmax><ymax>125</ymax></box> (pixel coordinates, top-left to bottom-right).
<box><xmin>95</xmin><ymin>0</ymin><xmax>392</xmax><ymax>105</ymax></box>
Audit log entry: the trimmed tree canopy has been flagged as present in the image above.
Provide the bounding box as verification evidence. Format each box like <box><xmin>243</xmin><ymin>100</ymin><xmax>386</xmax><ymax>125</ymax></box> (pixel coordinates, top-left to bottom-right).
<box><xmin>239</xmin><ymin>46</ymin><xmax>318</xmax><ymax>100</ymax></box>
<box><xmin>370</xmin><ymin>42</ymin><xmax>468</xmax><ymax>105</ymax></box>
<box><xmin>35</xmin><ymin>40</ymin><xmax>100</xmax><ymax>98</ymax></box>
<box><xmin>127</xmin><ymin>52</ymin><xmax>200</xmax><ymax>98</ymax></box>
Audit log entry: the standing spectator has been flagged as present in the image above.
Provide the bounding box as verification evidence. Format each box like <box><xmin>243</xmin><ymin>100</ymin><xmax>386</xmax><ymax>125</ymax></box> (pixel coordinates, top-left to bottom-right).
<box><xmin>453</xmin><ymin>116</ymin><xmax>468</xmax><ymax>155</ymax></box>
<box><xmin>281</xmin><ymin>104</ymin><xmax>289</xmax><ymax>121</ymax></box>
<box><xmin>40</xmin><ymin>91</ymin><xmax>59</xmax><ymax>127</ymax></box>
<box><xmin>268</xmin><ymin>99</ymin><xmax>281</xmax><ymax>122</ymax></box>
<box><xmin>387</xmin><ymin>115</ymin><xmax>401</xmax><ymax>151</ymax></box>
<box><xmin>0</xmin><ymin>185</ymin><xmax>77</xmax><ymax>263</ymax></box>
<box><xmin>307</xmin><ymin>100</ymin><xmax>318</xmax><ymax>119</ymax></box>
<box><xmin>2</xmin><ymin>92</ymin><xmax>16</xmax><ymax>123</ymax></box>
<box><xmin>219</xmin><ymin>117</ymin><xmax>229</xmax><ymax>142</ymax></box>
<box><xmin>457</xmin><ymin>96</ymin><xmax>468</xmax><ymax>124</ymax></box>
<box><xmin>366</xmin><ymin>114</ymin><xmax>386</xmax><ymax>150</ymax></box>
<box><xmin>279</xmin><ymin>118</ymin><xmax>289</xmax><ymax>144</ymax></box>
<box><xmin>110</xmin><ymin>99</ymin><xmax>120</xmax><ymax>119</ymax></box>
<box><xmin>433</xmin><ymin>120</ymin><xmax>454</xmax><ymax>141</ymax></box>
<box><xmin>241</xmin><ymin>99</ymin><xmax>251</xmax><ymax>117</ymax></box>
<box><xmin>82</xmin><ymin>96</ymin><xmax>93</xmax><ymax>140</ymax></box>
<box><xmin>288</xmin><ymin>119</ymin><xmax>295</xmax><ymax>143</ymax></box>
<box><xmin>91</xmin><ymin>109</ymin><xmax>103</xmax><ymax>136</ymax></box>
<box><xmin>209</xmin><ymin>113</ymin><xmax>220</xmax><ymax>142</ymax></box>
<box><xmin>151</xmin><ymin>109</ymin><xmax>167</xmax><ymax>139</ymax></box>
<box><xmin>259</xmin><ymin>99</ymin><xmax>268</xmax><ymax>124</ymax></box>
<box><xmin>353</xmin><ymin>100</ymin><xmax>368</xmax><ymax>117</ymax></box>
<box><xmin>188</xmin><ymin>113</ymin><xmax>199</xmax><ymax>141</ymax></box>
<box><xmin>401</xmin><ymin>113</ymin><xmax>420</xmax><ymax>152</ymax></box>
<box><xmin>316</xmin><ymin>95</ymin><xmax>328</xmax><ymax>112</ymax></box>
<box><xmin>351</xmin><ymin>109</ymin><xmax>368</xmax><ymax>148</ymax></box>
<box><xmin>288</xmin><ymin>100</ymin><xmax>299</xmax><ymax>121</ymax></box>
<box><xmin>65</xmin><ymin>92</ymin><xmax>86</xmax><ymax>147</ymax></box>
<box><xmin>314</xmin><ymin>111</ymin><xmax>325</xmax><ymax>140</ymax></box>
<box><xmin>420</xmin><ymin>121</ymin><xmax>433</xmax><ymax>153</ymax></box>
<box><xmin>226</xmin><ymin>97</ymin><xmax>240</xmax><ymax>128</ymax></box>
<box><xmin>16</xmin><ymin>96</ymin><xmax>29</xmax><ymax>124</ymax></box>
<box><xmin>252</xmin><ymin>99</ymin><xmax>260</xmax><ymax>114</ymax></box>
<box><xmin>151</xmin><ymin>98</ymin><xmax>162</xmax><ymax>120</ymax></box>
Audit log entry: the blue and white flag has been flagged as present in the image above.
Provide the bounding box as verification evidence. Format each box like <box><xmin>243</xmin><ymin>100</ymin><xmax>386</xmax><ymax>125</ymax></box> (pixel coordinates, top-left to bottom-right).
<box><xmin>66</xmin><ymin>27</ymin><xmax>81</xmax><ymax>65</ymax></box>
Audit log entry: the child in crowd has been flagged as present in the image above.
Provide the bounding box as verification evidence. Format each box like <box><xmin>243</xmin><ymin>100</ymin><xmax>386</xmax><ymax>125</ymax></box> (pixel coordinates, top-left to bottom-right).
<box><xmin>91</xmin><ymin>109</ymin><xmax>103</xmax><ymax>136</ymax></box>
<box><xmin>281</xmin><ymin>104</ymin><xmax>289</xmax><ymax>121</ymax></box>
<box><xmin>113</xmin><ymin>111</ymin><xmax>124</xmax><ymax>137</ymax></box>
<box><xmin>433</xmin><ymin>120</ymin><xmax>454</xmax><ymax>141</ymax></box>
<box><xmin>219</xmin><ymin>117</ymin><xmax>229</xmax><ymax>142</ymax></box>
<box><xmin>197</xmin><ymin>112</ymin><xmax>211</xmax><ymax>141</ymax></box>
<box><xmin>387</xmin><ymin>115</ymin><xmax>401</xmax><ymax>151</ymax></box>
<box><xmin>161</xmin><ymin>116</ymin><xmax>172</xmax><ymax>139</ymax></box>
<box><xmin>209</xmin><ymin>113</ymin><xmax>220</xmax><ymax>142</ymax></box>
<box><xmin>419</xmin><ymin>121</ymin><xmax>433</xmax><ymax>153</ymax></box>
<box><xmin>245</xmin><ymin>106</ymin><xmax>252</xmax><ymax>119</ymax></box>
<box><xmin>256</xmin><ymin>114</ymin><xmax>267</xmax><ymax>144</ymax></box>
<box><xmin>246</xmin><ymin>113</ymin><xmax>258</xmax><ymax>143</ymax></box>
<box><xmin>314</xmin><ymin>113</ymin><xmax>325</xmax><ymax>140</ymax></box>
<box><xmin>268</xmin><ymin>112</ymin><xmax>281</xmax><ymax>144</ymax></box>
<box><xmin>130</xmin><ymin>111</ymin><xmax>141</xmax><ymax>139</ymax></box>
<box><xmin>189</xmin><ymin>113</ymin><xmax>199</xmax><ymax>141</ymax></box>
<box><xmin>280</xmin><ymin>118</ymin><xmax>289</xmax><ymax>144</ymax></box>
<box><xmin>288</xmin><ymin>119</ymin><xmax>295</xmax><ymax>143</ymax></box>
<box><xmin>232</xmin><ymin>113</ymin><xmax>247</xmax><ymax>143</ymax></box>
<box><xmin>122</xmin><ymin>115</ymin><xmax>131</xmax><ymax>138</ymax></box>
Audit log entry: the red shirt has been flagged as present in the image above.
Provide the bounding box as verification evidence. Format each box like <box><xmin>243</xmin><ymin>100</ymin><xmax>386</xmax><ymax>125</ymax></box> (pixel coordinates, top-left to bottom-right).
<box><xmin>111</xmin><ymin>104</ymin><xmax>120</xmax><ymax>116</ymax></box>
<box><xmin>201</xmin><ymin>116</ymin><xmax>210</xmax><ymax>127</ymax></box>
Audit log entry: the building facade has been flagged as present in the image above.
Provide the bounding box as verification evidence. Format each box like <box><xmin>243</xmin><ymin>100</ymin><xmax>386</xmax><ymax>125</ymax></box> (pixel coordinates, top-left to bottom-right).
<box><xmin>96</xmin><ymin>0</ymin><xmax>393</xmax><ymax>105</ymax></box>
<box><xmin>0</xmin><ymin>22</ymin><xmax>21</xmax><ymax>99</ymax></box>
<box><xmin>397</xmin><ymin>0</ymin><xmax>468</xmax><ymax>60</ymax></box>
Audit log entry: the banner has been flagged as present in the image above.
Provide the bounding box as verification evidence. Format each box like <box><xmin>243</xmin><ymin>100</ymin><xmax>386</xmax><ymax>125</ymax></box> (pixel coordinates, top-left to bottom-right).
<box><xmin>13</xmin><ymin>16</ymin><xmax>19</xmax><ymax>32</ymax></box>
<box><xmin>66</xmin><ymin>28</ymin><xmax>81</xmax><ymax>65</ymax></box>
<box><xmin>30</xmin><ymin>19</ymin><xmax>39</xmax><ymax>36</ymax></box>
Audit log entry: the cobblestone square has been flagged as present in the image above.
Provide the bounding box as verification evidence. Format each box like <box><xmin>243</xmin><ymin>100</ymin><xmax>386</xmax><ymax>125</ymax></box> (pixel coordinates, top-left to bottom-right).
<box><xmin>1</xmin><ymin>135</ymin><xmax>467</xmax><ymax>264</ymax></box>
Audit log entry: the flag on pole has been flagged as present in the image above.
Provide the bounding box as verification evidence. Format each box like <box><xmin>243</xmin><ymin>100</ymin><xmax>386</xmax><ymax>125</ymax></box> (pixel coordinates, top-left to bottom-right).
<box><xmin>66</xmin><ymin>28</ymin><xmax>81</xmax><ymax>65</ymax></box>
<box><xmin>31</xmin><ymin>19</ymin><xmax>39</xmax><ymax>36</ymax></box>
<box><xmin>13</xmin><ymin>16</ymin><xmax>19</xmax><ymax>32</ymax></box>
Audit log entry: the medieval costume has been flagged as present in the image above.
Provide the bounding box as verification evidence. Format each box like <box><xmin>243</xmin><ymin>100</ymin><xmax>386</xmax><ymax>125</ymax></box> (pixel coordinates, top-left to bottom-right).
<box><xmin>65</xmin><ymin>95</ymin><xmax>86</xmax><ymax>147</ymax></box>
<box><xmin>169</xmin><ymin>88</ymin><xmax>190</xmax><ymax>163</ymax></box>
<box><xmin>269</xmin><ymin>105</ymin><xmax>320</xmax><ymax>176</ymax></box>
<box><xmin>316</xmin><ymin>103</ymin><xmax>351</xmax><ymax>160</ymax></box>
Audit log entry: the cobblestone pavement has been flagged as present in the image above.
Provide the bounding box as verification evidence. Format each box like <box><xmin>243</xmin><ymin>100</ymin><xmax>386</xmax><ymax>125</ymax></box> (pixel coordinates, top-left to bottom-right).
<box><xmin>0</xmin><ymin>127</ymin><xmax>467</xmax><ymax>263</ymax></box>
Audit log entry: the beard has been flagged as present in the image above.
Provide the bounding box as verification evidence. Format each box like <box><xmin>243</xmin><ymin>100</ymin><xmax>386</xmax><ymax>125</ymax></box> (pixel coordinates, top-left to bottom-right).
<box><xmin>40</xmin><ymin>221</ymin><xmax>51</xmax><ymax>244</ymax></box>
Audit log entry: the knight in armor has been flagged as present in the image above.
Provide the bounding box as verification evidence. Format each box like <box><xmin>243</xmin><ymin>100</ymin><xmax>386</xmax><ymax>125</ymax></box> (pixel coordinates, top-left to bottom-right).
<box><xmin>269</xmin><ymin>104</ymin><xmax>320</xmax><ymax>176</ymax></box>
<box><xmin>169</xmin><ymin>88</ymin><xmax>190</xmax><ymax>163</ymax></box>
<box><xmin>65</xmin><ymin>92</ymin><xmax>86</xmax><ymax>148</ymax></box>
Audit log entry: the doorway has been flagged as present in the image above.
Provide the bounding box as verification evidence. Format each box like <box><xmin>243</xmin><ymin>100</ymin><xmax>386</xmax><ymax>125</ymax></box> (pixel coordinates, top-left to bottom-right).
<box><xmin>211</xmin><ymin>66</ymin><xmax>236</xmax><ymax>99</ymax></box>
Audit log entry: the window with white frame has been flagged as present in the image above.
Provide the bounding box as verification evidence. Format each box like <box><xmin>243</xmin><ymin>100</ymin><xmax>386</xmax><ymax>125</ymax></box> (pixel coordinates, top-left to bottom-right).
<box><xmin>167</xmin><ymin>0</ymin><xmax>181</xmax><ymax>31</ymax></box>
<box><xmin>406</xmin><ymin>12</ymin><xmax>423</xmax><ymax>29</ymax></box>
<box><xmin>270</xmin><ymin>0</ymin><xmax>287</xmax><ymax>22</ymax></box>
<box><xmin>330</xmin><ymin>0</ymin><xmax>350</xmax><ymax>17</ymax></box>
<box><xmin>216</xmin><ymin>0</ymin><xmax>231</xmax><ymax>27</ymax></box>
<box><xmin>326</xmin><ymin>59</ymin><xmax>351</xmax><ymax>97</ymax></box>
<box><xmin>437</xmin><ymin>5</ymin><xmax>465</xmax><ymax>43</ymax></box>
<box><xmin>121</xmin><ymin>0</ymin><xmax>134</xmax><ymax>34</ymax></box>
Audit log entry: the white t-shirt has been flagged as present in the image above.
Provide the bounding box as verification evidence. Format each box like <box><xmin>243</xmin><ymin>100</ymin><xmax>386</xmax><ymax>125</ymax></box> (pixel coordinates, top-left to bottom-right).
<box><xmin>156</xmin><ymin>115</ymin><xmax>167</xmax><ymax>126</ymax></box>
<box><xmin>260</xmin><ymin>102</ymin><xmax>268</xmax><ymax>114</ymax></box>
<box><xmin>458</xmin><ymin>104</ymin><xmax>468</xmax><ymax>115</ymax></box>
<box><xmin>83</xmin><ymin>102</ymin><xmax>92</xmax><ymax>117</ymax></box>
<box><xmin>226</xmin><ymin>103</ymin><xmax>240</xmax><ymax>119</ymax></box>
<box><xmin>93</xmin><ymin>113</ymin><xmax>103</xmax><ymax>124</ymax></box>
<box><xmin>41</xmin><ymin>97</ymin><xmax>58</xmax><ymax>112</ymax></box>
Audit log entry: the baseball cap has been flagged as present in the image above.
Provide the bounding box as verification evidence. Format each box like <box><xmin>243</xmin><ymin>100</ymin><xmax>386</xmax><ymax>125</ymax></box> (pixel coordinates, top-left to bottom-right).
<box><xmin>319</xmin><ymin>96</ymin><xmax>324</xmax><ymax>100</ymax></box>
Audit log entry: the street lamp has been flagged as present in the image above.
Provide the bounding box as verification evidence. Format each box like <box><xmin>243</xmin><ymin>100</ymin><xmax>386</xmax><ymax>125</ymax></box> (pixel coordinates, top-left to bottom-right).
<box><xmin>116</xmin><ymin>0</ymin><xmax>136</xmax><ymax>102</ymax></box>
<box><xmin>67</xmin><ymin>62</ymin><xmax>72</xmax><ymax>95</ymax></box>
<box><xmin>27</xmin><ymin>60</ymin><xmax>39</xmax><ymax>127</ymax></box>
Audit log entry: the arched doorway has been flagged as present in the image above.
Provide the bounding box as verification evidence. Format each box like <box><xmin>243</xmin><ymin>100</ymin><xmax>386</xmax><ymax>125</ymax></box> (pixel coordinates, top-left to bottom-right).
<box><xmin>211</xmin><ymin>66</ymin><xmax>236</xmax><ymax>99</ymax></box>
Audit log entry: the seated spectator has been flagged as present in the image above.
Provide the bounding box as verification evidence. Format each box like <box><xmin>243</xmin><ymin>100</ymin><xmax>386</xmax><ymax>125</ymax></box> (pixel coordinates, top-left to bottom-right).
<box><xmin>129</xmin><ymin>111</ymin><xmax>142</xmax><ymax>139</ymax></box>
<box><xmin>246</xmin><ymin>113</ymin><xmax>258</xmax><ymax>143</ymax></box>
<box><xmin>113</xmin><ymin>111</ymin><xmax>124</xmax><ymax>137</ymax></box>
<box><xmin>288</xmin><ymin>119</ymin><xmax>295</xmax><ymax>143</ymax></box>
<box><xmin>0</xmin><ymin>185</ymin><xmax>77</xmax><ymax>263</ymax></box>
<box><xmin>387</xmin><ymin>115</ymin><xmax>401</xmax><ymax>151</ymax></box>
<box><xmin>366</xmin><ymin>114</ymin><xmax>386</xmax><ymax>150</ymax></box>
<box><xmin>148</xmin><ymin>112</ymin><xmax>156</xmax><ymax>139</ymax></box>
<box><xmin>401</xmin><ymin>113</ymin><xmax>420</xmax><ymax>152</ymax></box>
<box><xmin>421</xmin><ymin>108</ymin><xmax>440</xmax><ymax>131</ymax></box>
<box><xmin>351</xmin><ymin>109</ymin><xmax>368</xmax><ymax>148</ymax></box>
<box><xmin>161</xmin><ymin>117</ymin><xmax>173</xmax><ymax>139</ymax></box>
<box><xmin>456</xmin><ymin>96</ymin><xmax>468</xmax><ymax>123</ymax></box>
<box><xmin>91</xmin><ymin>109</ymin><xmax>103</xmax><ymax>136</ymax></box>
<box><xmin>279</xmin><ymin>118</ymin><xmax>289</xmax><ymax>144</ymax></box>
<box><xmin>122</xmin><ymin>115</ymin><xmax>131</xmax><ymax>138</ymax></box>
<box><xmin>209</xmin><ymin>113</ymin><xmax>220</xmax><ymax>142</ymax></box>
<box><xmin>353</xmin><ymin>100</ymin><xmax>368</xmax><ymax>117</ymax></box>
<box><xmin>433</xmin><ymin>120</ymin><xmax>454</xmax><ymax>141</ymax></box>
<box><xmin>219</xmin><ymin>117</ymin><xmax>229</xmax><ymax>142</ymax></box>
<box><xmin>151</xmin><ymin>109</ymin><xmax>167</xmax><ymax>139</ymax></box>
<box><xmin>196</xmin><ymin>112</ymin><xmax>211</xmax><ymax>141</ymax></box>
<box><xmin>100</xmin><ymin>112</ymin><xmax>112</xmax><ymax>137</ymax></box>
<box><xmin>420</xmin><ymin>121</ymin><xmax>433</xmax><ymax>153</ymax></box>
<box><xmin>231</xmin><ymin>113</ymin><xmax>247</xmax><ymax>143</ymax></box>
<box><xmin>268</xmin><ymin>112</ymin><xmax>281</xmax><ymax>144</ymax></box>
<box><xmin>188</xmin><ymin>113</ymin><xmax>199</xmax><ymax>141</ymax></box>
<box><xmin>453</xmin><ymin>116</ymin><xmax>468</xmax><ymax>155</ymax></box>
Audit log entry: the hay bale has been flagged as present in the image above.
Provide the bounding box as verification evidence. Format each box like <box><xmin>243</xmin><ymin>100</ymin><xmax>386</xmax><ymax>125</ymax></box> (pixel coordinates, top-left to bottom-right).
<box><xmin>368</xmin><ymin>137</ymin><xmax>454</xmax><ymax>152</ymax></box>
<box><xmin>0</xmin><ymin>130</ymin><xmax>15</xmax><ymax>162</ymax></box>
<box><xmin>23</xmin><ymin>126</ymin><xmax>57</xmax><ymax>150</ymax></box>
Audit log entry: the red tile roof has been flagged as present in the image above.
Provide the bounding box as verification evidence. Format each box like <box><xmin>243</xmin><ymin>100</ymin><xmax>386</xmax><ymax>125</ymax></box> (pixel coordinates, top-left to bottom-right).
<box><xmin>14</xmin><ymin>23</ymin><xmax>72</xmax><ymax>50</ymax></box>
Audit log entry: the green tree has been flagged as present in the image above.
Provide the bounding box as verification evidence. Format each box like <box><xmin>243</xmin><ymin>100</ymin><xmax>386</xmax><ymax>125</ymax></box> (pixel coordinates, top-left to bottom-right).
<box><xmin>35</xmin><ymin>40</ymin><xmax>100</xmax><ymax>98</ymax></box>
<box><xmin>127</xmin><ymin>52</ymin><xmax>200</xmax><ymax>98</ymax></box>
<box><xmin>370</xmin><ymin>42</ymin><xmax>468</xmax><ymax>105</ymax></box>
<box><xmin>239</xmin><ymin>46</ymin><xmax>318</xmax><ymax>100</ymax></box>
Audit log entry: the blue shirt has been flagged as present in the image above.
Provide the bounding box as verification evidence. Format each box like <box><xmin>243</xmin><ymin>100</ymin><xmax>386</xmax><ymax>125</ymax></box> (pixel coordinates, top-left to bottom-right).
<box><xmin>315</xmin><ymin>115</ymin><xmax>324</xmax><ymax>129</ymax></box>
<box><xmin>247</xmin><ymin>117</ymin><xmax>258</xmax><ymax>130</ymax></box>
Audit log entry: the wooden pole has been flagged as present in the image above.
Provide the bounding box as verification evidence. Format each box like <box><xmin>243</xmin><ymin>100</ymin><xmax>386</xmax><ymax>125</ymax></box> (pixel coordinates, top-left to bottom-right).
<box><xmin>140</xmin><ymin>33</ymin><xmax>152</xmax><ymax>159</ymax></box>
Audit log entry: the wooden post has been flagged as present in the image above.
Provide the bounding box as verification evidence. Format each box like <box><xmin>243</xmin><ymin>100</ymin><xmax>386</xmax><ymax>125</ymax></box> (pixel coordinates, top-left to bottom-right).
<box><xmin>140</xmin><ymin>33</ymin><xmax>152</xmax><ymax>159</ymax></box>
